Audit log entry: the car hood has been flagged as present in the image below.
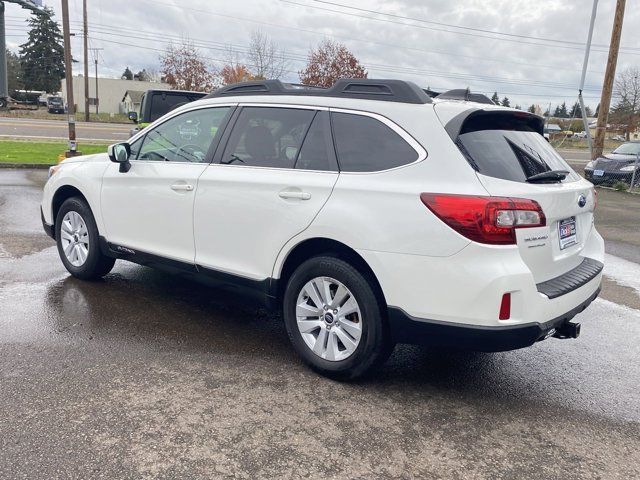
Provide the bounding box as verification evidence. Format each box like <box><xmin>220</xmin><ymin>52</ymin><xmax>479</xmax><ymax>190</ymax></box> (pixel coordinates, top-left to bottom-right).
<box><xmin>600</xmin><ymin>153</ymin><xmax>637</xmax><ymax>162</ymax></box>
<box><xmin>60</xmin><ymin>152</ymin><xmax>109</xmax><ymax>165</ymax></box>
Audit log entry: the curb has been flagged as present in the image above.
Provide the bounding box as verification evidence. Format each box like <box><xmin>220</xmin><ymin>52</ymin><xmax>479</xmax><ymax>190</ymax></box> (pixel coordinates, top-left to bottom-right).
<box><xmin>0</xmin><ymin>163</ymin><xmax>52</xmax><ymax>169</ymax></box>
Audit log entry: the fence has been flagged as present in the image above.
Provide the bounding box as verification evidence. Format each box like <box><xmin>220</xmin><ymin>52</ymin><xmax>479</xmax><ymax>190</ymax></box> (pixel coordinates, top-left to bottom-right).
<box><xmin>586</xmin><ymin>152</ymin><xmax>640</xmax><ymax>193</ymax></box>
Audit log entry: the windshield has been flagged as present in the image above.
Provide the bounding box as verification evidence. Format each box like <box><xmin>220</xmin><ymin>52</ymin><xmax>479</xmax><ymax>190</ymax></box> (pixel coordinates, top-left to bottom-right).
<box><xmin>457</xmin><ymin>129</ymin><xmax>579</xmax><ymax>183</ymax></box>
<box><xmin>612</xmin><ymin>143</ymin><xmax>640</xmax><ymax>155</ymax></box>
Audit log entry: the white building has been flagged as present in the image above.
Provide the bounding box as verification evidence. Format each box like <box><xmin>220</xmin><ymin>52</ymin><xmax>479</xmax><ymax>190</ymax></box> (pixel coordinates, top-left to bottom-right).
<box><xmin>61</xmin><ymin>75</ymin><xmax>170</xmax><ymax>115</ymax></box>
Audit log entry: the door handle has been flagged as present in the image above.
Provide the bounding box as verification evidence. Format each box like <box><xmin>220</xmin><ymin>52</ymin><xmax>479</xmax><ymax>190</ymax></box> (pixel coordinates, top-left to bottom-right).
<box><xmin>171</xmin><ymin>183</ymin><xmax>194</xmax><ymax>192</ymax></box>
<box><xmin>279</xmin><ymin>190</ymin><xmax>311</xmax><ymax>200</ymax></box>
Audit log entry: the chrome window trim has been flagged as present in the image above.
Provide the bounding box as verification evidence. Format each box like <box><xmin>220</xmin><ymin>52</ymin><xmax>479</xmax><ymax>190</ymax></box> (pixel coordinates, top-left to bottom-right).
<box><xmin>201</xmin><ymin>102</ymin><xmax>428</xmax><ymax>174</ymax></box>
<box><xmin>329</xmin><ymin>107</ymin><xmax>428</xmax><ymax>174</ymax></box>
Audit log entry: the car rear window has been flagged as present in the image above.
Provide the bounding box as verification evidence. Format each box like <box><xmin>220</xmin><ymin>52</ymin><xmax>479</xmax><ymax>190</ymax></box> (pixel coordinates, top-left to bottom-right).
<box><xmin>456</xmin><ymin>113</ymin><xmax>579</xmax><ymax>183</ymax></box>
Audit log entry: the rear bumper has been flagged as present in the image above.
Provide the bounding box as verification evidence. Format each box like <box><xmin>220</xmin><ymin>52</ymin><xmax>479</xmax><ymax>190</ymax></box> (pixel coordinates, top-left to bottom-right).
<box><xmin>388</xmin><ymin>287</ymin><xmax>600</xmax><ymax>351</ymax></box>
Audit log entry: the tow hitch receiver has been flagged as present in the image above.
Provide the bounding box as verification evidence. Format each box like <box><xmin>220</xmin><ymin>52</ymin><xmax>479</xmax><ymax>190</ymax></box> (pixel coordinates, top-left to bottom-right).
<box><xmin>552</xmin><ymin>322</ymin><xmax>581</xmax><ymax>339</ymax></box>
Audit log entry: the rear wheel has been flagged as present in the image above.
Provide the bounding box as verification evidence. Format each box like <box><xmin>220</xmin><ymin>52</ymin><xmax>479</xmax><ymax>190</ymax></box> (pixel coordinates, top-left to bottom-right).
<box><xmin>283</xmin><ymin>256</ymin><xmax>393</xmax><ymax>379</ymax></box>
<box><xmin>55</xmin><ymin>197</ymin><xmax>115</xmax><ymax>280</ymax></box>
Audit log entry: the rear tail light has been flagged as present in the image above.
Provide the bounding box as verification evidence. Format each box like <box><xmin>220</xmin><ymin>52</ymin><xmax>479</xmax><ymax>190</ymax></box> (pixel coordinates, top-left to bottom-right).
<box><xmin>420</xmin><ymin>193</ymin><xmax>546</xmax><ymax>245</ymax></box>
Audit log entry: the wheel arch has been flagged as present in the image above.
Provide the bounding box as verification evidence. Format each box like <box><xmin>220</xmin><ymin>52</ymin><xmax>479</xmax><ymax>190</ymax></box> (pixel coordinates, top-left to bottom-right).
<box><xmin>52</xmin><ymin>185</ymin><xmax>90</xmax><ymax>224</ymax></box>
<box><xmin>274</xmin><ymin>237</ymin><xmax>387</xmax><ymax>307</ymax></box>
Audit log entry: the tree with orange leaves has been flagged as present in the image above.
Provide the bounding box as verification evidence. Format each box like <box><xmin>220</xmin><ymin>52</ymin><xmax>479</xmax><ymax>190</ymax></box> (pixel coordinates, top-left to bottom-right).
<box><xmin>299</xmin><ymin>40</ymin><xmax>367</xmax><ymax>88</ymax></box>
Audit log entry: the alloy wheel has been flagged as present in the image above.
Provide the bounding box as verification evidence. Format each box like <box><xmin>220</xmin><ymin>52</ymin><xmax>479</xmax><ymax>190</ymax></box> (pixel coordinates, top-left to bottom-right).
<box><xmin>295</xmin><ymin>276</ymin><xmax>363</xmax><ymax>362</ymax></box>
<box><xmin>60</xmin><ymin>211</ymin><xmax>90</xmax><ymax>267</ymax></box>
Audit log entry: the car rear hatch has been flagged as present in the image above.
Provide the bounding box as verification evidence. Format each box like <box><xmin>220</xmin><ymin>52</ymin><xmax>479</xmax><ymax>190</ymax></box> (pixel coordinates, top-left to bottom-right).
<box><xmin>441</xmin><ymin>107</ymin><xmax>596</xmax><ymax>284</ymax></box>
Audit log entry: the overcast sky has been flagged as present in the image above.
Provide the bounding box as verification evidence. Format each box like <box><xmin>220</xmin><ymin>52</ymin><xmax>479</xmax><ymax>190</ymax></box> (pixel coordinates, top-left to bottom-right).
<box><xmin>4</xmin><ymin>0</ymin><xmax>639</xmax><ymax>110</ymax></box>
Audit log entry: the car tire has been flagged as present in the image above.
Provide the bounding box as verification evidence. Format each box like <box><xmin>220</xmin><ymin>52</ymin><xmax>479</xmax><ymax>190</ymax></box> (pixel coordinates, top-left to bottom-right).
<box><xmin>283</xmin><ymin>256</ymin><xmax>393</xmax><ymax>380</ymax></box>
<box><xmin>55</xmin><ymin>197</ymin><xmax>115</xmax><ymax>280</ymax></box>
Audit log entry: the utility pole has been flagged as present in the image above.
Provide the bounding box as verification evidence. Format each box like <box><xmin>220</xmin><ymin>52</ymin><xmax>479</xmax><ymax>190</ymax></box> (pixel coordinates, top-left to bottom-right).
<box><xmin>0</xmin><ymin>2</ymin><xmax>8</xmax><ymax>109</ymax></box>
<box><xmin>61</xmin><ymin>0</ymin><xmax>78</xmax><ymax>156</ymax></box>
<box><xmin>593</xmin><ymin>0</ymin><xmax>626</xmax><ymax>160</ymax></box>
<box><xmin>579</xmin><ymin>0</ymin><xmax>598</xmax><ymax>156</ymax></box>
<box><xmin>83</xmin><ymin>0</ymin><xmax>89</xmax><ymax>122</ymax></box>
<box><xmin>89</xmin><ymin>47</ymin><xmax>103</xmax><ymax>115</ymax></box>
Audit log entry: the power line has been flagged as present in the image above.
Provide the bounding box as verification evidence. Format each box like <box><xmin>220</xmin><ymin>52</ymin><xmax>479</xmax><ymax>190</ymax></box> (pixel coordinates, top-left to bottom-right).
<box><xmin>299</xmin><ymin>0</ymin><xmax>639</xmax><ymax>52</ymax></box>
<box><xmin>283</xmin><ymin>0</ymin><xmax>640</xmax><ymax>55</ymax></box>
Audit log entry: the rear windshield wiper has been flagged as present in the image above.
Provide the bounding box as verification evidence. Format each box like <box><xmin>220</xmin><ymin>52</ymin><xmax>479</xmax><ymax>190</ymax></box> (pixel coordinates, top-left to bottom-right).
<box><xmin>526</xmin><ymin>170</ymin><xmax>569</xmax><ymax>183</ymax></box>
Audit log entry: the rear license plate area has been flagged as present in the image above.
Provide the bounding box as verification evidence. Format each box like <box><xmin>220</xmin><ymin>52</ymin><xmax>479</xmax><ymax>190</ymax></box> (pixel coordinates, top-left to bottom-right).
<box><xmin>594</xmin><ymin>169</ymin><xmax>605</xmax><ymax>177</ymax></box>
<box><xmin>558</xmin><ymin>217</ymin><xmax>577</xmax><ymax>250</ymax></box>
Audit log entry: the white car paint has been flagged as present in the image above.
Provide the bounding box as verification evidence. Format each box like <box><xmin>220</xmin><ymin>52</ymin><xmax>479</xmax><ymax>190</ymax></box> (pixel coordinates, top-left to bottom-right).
<box><xmin>42</xmin><ymin>91</ymin><xmax>604</xmax><ymax>335</ymax></box>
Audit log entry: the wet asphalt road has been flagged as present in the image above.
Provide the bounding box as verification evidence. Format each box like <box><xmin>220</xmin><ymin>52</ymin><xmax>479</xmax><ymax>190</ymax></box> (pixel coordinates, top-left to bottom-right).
<box><xmin>1</xmin><ymin>169</ymin><xmax>639</xmax><ymax>479</ymax></box>
<box><xmin>0</xmin><ymin>117</ymin><xmax>131</xmax><ymax>143</ymax></box>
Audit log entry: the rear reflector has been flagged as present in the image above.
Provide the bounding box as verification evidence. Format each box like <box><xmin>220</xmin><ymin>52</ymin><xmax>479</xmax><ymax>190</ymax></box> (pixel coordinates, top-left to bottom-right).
<box><xmin>499</xmin><ymin>293</ymin><xmax>511</xmax><ymax>320</ymax></box>
<box><xmin>420</xmin><ymin>193</ymin><xmax>546</xmax><ymax>245</ymax></box>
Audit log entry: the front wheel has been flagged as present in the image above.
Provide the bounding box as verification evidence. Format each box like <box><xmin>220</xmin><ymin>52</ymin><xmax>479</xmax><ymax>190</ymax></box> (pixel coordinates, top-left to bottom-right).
<box><xmin>283</xmin><ymin>256</ymin><xmax>393</xmax><ymax>380</ymax></box>
<box><xmin>55</xmin><ymin>197</ymin><xmax>115</xmax><ymax>280</ymax></box>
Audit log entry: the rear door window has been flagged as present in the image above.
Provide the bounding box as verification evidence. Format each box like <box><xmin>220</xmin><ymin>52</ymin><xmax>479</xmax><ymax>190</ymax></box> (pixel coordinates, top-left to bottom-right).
<box><xmin>456</xmin><ymin>113</ymin><xmax>579</xmax><ymax>183</ymax></box>
<box><xmin>221</xmin><ymin>107</ymin><xmax>316</xmax><ymax>169</ymax></box>
<box><xmin>331</xmin><ymin>112</ymin><xmax>419</xmax><ymax>172</ymax></box>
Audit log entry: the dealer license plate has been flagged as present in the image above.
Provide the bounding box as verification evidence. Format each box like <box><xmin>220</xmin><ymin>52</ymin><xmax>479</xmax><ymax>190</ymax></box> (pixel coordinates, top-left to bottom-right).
<box><xmin>558</xmin><ymin>217</ymin><xmax>577</xmax><ymax>250</ymax></box>
<box><xmin>594</xmin><ymin>169</ymin><xmax>605</xmax><ymax>177</ymax></box>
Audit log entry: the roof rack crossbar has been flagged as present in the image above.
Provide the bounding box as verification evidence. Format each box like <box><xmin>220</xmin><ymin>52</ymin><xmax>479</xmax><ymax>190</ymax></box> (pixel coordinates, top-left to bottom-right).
<box><xmin>204</xmin><ymin>79</ymin><xmax>432</xmax><ymax>104</ymax></box>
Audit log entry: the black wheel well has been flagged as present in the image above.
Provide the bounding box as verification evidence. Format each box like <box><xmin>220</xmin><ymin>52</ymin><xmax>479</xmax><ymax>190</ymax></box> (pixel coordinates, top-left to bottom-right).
<box><xmin>276</xmin><ymin>238</ymin><xmax>386</xmax><ymax>306</ymax></box>
<box><xmin>52</xmin><ymin>185</ymin><xmax>88</xmax><ymax>223</ymax></box>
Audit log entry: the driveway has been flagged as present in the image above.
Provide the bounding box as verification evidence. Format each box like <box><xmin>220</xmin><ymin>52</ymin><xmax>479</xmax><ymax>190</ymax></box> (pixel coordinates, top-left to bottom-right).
<box><xmin>0</xmin><ymin>169</ymin><xmax>639</xmax><ymax>479</ymax></box>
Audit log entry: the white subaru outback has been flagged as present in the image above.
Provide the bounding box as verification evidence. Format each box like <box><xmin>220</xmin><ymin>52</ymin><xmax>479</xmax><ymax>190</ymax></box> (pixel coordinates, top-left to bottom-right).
<box><xmin>41</xmin><ymin>80</ymin><xmax>604</xmax><ymax>379</ymax></box>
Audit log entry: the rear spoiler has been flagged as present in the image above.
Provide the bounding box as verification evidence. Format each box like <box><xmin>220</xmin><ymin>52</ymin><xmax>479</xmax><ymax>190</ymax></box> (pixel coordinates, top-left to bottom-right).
<box><xmin>444</xmin><ymin>109</ymin><xmax>545</xmax><ymax>140</ymax></box>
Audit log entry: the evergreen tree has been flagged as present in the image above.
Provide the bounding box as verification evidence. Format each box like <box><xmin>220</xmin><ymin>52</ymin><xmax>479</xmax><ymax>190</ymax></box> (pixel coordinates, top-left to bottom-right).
<box><xmin>19</xmin><ymin>8</ymin><xmax>65</xmax><ymax>93</ymax></box>
<box><xmin>6</xmin><ymin>49</ymin><xmax>24</xmax><ymax>94</ymax></box>
<box><xmin>135</xmin><ymin>69</ymin><xmax>151</xmax><ymax>81</ymax></box>
<box><xmin>515</xmin><ymin>104</ymin><xmax>521</xmax><ymax>110</ymax></box>
<box><xmin>501</xmin><ymin>97</ymin><xmax>510</xmax><ymax>107</ymax></box>
<box><xmin>569</xmin><ymin>101</ymin><xmax>582</xmax><ymax>117</ymax></box>
<box><xmin>122</xmin><ymin>67</ymin><xmax>133</xmax><ymax>80</ymax></box>
<box><xmin>491</xmin><ymin>91</ymin><xmax>500</xmax><ymax>104</ymax></box>
<box><xmin>553</xmin><ymin>105</ymin><xmax>562</xmax><ymax>117</ymax></box>
<box><xmin>527</xmin><ymin>104</ymin><xmax>536</xmax><ymax>114</ymax></box>
<box><xmin>559</xmin><ymin>101</ymin><xmax>568</xmax><ymax>118</ymax></box>
<box><xmin>585</xmin><ymin>105</ymin><xmax>593</xmax><ymax>117</ymax></box>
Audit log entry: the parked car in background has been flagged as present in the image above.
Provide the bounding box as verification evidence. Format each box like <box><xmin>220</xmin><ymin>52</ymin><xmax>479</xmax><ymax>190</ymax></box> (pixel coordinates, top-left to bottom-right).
<box><xmin>47</xmin><ymin>96</ymin><xmax>65</xmax><ymax>114</ymax></box>
<box><xmin>128</xmin><ymin>89</ymin><xmax>207</xmax><ymax>137</ymax></box>
<box><xmin>42</xmin><ymin>79</ymin><xmax>603</xmax><ymax>379</ymax></box>
<box><xmin>573</xmin><ymin>131</ymin><xmax>587</xmax><ymax>139</ymax></box>
<box><xmin>612</xmin><ymin>135</ymin><xmax>626</xmax><ymax>142</ymax></box>
<box><xmin>585</xmin><ymin>141</ymin><xmax>640</xmax><ymax>185</ymax></box>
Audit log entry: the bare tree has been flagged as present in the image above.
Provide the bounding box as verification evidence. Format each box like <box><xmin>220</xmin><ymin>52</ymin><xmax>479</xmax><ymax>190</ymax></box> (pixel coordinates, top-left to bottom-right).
<box><xmin>299</xmin><ymin>40</ymin><xmax>367</xmax><ymax>88</ymax></box>
<box><xmin>247</xmin><ymin>30</ymin><xmax>289</xmax><ymax>80</ymax></box>
<box><xmin>611</xmin><ymin>67</ymin><xmax>640</xmax><ymax>139</ymax></box>
<box><xmin>160</xmin><ymin>40</ymin><xmax>218</xmax><ymax>92</ymax></box>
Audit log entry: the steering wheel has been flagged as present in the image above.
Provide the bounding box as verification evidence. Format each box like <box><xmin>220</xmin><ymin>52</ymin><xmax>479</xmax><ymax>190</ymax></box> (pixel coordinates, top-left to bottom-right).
<box><xmin>177</xmin><ymin>144</ymin><xmax>207</xmax><ymax>162</ymax></box>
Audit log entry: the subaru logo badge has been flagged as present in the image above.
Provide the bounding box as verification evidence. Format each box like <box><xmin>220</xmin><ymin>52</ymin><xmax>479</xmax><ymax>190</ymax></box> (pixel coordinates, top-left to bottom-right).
<box><xmin>578</xmin><ymin>194</ymin><xmax>587</xmax><ymax>208</ymax></box>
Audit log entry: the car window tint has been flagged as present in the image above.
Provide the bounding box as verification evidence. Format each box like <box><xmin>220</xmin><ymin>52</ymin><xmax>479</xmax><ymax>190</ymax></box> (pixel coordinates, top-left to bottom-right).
<box><xmin>222</xmin><ymin>107</ymin><xmax>316</xmax><ymax>168</ymax></box>
<box><xmin>295</xmin><ymin>111</ymin><xmax>335</xmax><ymax>171</ymax></box>
<box><xmin>456</xmin><ymin>114</ymin><xmax>580</xmax><ymax>183</ymax></box>
<box><xmin>331</xmin><ymin>112</ymin><xmax>418</xmax><ymax>172</ymax></box>
<box><xmin>137</xmin><ymin>107</ymin><xmax>230</xmax><ymax>163</ymax></box>
<box><xmin>149</xmin><ymin>94</ymin><xmax>190</xmax><ymax>122</ymax></box>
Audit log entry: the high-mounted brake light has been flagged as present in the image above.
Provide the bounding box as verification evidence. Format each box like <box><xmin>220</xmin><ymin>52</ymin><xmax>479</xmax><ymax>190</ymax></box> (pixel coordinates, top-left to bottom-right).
<box><xmin>420</xmin><ymin>193</ymin><xmax>546</xmax><ymax>245</ymax></box>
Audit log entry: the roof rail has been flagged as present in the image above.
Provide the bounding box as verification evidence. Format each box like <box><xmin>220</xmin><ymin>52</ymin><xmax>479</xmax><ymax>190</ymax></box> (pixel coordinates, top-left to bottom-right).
<box><xmin>204</xmin><ymin>79</ymin><xmax>432</xmax><ymax>104</ymax></box>
<box><xmin>436</xmin><ymin>89</ymin><xmax>495</xmax><ymax>105</ymax></box>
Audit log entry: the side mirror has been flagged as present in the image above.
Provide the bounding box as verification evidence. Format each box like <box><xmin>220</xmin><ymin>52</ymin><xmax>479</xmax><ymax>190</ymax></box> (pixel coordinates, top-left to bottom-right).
<box><xmin>108</xmin><ymin>142</ymin><xmax>132</xmax><ymax>173</ymax></box>
<box><xmin>128</xmin><ymin>111</ymin><xmax>138</xmax><ymax>123</ymax></box>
